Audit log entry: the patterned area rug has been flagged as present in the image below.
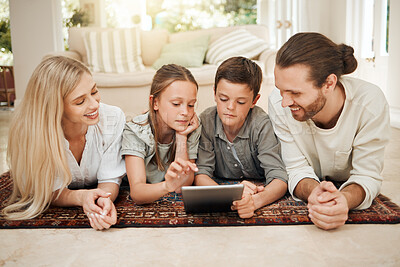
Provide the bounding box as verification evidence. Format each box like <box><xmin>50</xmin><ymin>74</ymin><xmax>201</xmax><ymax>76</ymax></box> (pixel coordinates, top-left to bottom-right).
<box><xmin>0</xmin><ymin>172</ymin><xmax>399</xmax><ymax>229</ymax></box>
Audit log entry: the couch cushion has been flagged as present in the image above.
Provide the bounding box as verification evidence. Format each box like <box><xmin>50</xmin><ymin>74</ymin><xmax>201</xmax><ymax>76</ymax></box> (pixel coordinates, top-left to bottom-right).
<box><xmin>92</xmin><ymin>65</ymin><xmax>218</xmax><ymax>88</ymax></box>
<box><xmin>83</xmin><ymin>28</ymin><xmax>145</xmax><ymax>73</ymax></box>
<box><xmin>92</xmin><ymin>67</ymin><xmax>156</xmax><ymax>88</ymax></box>
<box><xmin>140</xmin><ymin>29</ymin><xmax>169</xmax><ymax>66</ymax></box>
<box><xmin>205</xmin><ymin>29</ymin><xmax>269</xmax><ymax>65</ymax></box>
<box><xmin>169</xmin><ymin>24</ymin><xmax>269</xmax><ymax>44</ymax></box>
<box><xmin>152</xmin><ymin>35</ymin><xmax>210</xmax><ymax>70</ymax></box>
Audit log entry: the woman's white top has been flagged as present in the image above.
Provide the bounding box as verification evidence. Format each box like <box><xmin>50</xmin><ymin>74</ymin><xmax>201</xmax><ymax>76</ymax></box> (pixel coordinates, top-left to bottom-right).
<box><xmin>53</xmin><ymin>103</ymin><xmax>126</xmax><ymax>191</ymax></box>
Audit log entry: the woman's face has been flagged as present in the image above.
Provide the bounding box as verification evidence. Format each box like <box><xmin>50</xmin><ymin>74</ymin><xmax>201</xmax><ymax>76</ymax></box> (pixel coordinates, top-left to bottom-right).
<box><xmin>153</xmin><ymin>80</ymin><xmax>197</xmax><ymax>133</ymax></box>
<box><xmin>62</xmin><ymin>72</ymin><xmax>101</xmax><ymax>127</ymax></box>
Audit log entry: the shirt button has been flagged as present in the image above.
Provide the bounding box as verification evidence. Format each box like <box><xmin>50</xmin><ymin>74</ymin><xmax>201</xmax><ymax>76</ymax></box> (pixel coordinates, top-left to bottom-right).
<box><xmin>227</xmin><ymin>146</ymin><xmax>230</xmax><ymax>150</ymax></box>
<box><xmin>234</xmin><ymin>164</ymin><xmax>238</xmax><ymax>167</ymax></box>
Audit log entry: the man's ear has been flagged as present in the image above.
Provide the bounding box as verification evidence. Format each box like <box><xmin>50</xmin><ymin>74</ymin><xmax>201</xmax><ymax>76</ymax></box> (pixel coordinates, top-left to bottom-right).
<box><xmin>251</xmin><ymin>94</ymin><xmax>261</xmax><ymax>108</ymax></box>
<box><xmin>324</xmin><ymin>74</ymin><xmax>337</xmax><ymax>93</ymax></box>
<box><xmin>150</xmin><ymin>95</ymin><xmax>159</xmax><ymax>111</ymax></box>
<box><xmin>213</xmin><ymin>85</ymin><xmax>217</xmax><ymax>103</ymax></box>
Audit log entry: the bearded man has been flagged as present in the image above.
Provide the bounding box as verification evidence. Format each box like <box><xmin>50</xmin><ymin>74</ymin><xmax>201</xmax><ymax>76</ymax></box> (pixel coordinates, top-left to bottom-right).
<box><xmin>269</xmin><ymin>32</ymin><xmax>390</xmax><ymax>230</ymax></box>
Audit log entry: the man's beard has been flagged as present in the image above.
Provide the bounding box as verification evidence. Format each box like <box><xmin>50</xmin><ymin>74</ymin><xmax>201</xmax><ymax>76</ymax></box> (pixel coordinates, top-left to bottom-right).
<box><xmin>291</xmin><ymin>90</ymin><xmax>326</xmax><ymax>122</ymax></box>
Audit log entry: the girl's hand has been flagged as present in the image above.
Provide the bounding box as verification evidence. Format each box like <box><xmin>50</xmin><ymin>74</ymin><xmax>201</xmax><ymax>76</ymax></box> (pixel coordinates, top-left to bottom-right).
<box><xmin>87</xmin><ymin>197</ymin><xmax>117</xmax><ymax>230</ymax></box>
<box><xmin>164</xmin><ymin>158</ymin><xmax>198</xmax><ymax>192</ymax></box>
<box><xmin>176</xmin><ymin>114</ymin><xmax>199</xmax><ymax>137</ymax></box>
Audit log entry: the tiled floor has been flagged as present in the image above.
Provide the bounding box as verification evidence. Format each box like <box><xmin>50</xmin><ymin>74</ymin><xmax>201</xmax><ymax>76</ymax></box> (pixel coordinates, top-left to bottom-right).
<box><xmin>0</xmin><ymin>109</ymin><xmax>399</xmax><ymax>266</ymax></box>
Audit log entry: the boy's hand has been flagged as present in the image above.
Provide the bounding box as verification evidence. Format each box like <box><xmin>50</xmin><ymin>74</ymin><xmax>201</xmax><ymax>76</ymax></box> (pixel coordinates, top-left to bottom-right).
<box><xmin>240</xmin><ymin>180</ymin><xmax>265</xmax><ymax>196</ymax></box>
<box><xmin>176</xmin><ymin>114</ymin><xmax>199</xmax><ymax>136</ymax></box>
<box><xmin>164</xmin><ymin>158</ymin><xmax>198</xmax><ymax>192</ymax></box>
<box><xmin>231</xmin><ymin>194</ymin><xmax>256</xmax><ymax>218</ymax></box>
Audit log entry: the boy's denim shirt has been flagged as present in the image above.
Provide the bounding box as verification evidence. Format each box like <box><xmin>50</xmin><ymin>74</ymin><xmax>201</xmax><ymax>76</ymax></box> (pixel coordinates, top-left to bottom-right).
<box><xmin>196</xmin><ymin>105</ymin><xmax>288</xmax><ymax>184</ymax></box>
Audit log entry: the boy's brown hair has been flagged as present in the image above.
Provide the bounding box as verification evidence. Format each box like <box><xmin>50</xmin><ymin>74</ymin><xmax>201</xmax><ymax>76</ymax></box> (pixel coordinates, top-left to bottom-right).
<box><xmin>214</xmin><ymin>56</ymin><xmax>262</xmax><ymax>100</ymax></box>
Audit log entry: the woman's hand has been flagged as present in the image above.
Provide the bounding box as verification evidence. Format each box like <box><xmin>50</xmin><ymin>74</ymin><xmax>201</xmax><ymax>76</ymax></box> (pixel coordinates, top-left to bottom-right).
<box><xmin>80</xmin><ymin>188</ymin><xmax>115</xmax><ymax>230</ymax></box>
<box><xmin>176</xmin><ymin>113</ymin><xmax>199</xmax><ymax>137</ymax></box>
<box><xmin>87</xmin><ymin>197</ymin><xmax>117</xmax><ymax>230</ymax></box>
<box><xmin>164</xmin><ymin>158</ymin><xmax>198</xmax><ymax>193</ymax></box>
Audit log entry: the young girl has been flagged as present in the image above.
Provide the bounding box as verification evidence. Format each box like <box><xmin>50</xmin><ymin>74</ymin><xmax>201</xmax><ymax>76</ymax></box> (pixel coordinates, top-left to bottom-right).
<box><xmin>122</xmin><ymin>64</ymin><xmax>200</xmax><ymax>204</ymax></box>
<box><xmin>2</xmin><ymin>56</ymin><xmax>126</xmax><ymax>230</ymax></box>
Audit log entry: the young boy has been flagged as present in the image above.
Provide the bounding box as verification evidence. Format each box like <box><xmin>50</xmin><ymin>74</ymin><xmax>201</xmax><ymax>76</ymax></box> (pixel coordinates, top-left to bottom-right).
<box><xmin>195</xmin><ymin>56</ymin><xmax>288</xmax><ymax>218</ymax></box>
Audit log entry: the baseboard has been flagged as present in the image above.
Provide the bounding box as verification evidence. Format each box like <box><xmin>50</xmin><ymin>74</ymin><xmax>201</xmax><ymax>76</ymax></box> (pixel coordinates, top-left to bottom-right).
<box><xmin>390</xmin><ymin>106</ymin><xmax>400</xmax><ymax>129</ymax></box>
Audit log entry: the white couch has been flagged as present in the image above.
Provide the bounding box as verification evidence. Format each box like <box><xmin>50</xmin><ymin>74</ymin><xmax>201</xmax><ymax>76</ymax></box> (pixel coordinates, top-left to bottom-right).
<box><xmin>55</xmin><ymin>24</ymin><xmax>276</xmax><ymax>119</ymax></box>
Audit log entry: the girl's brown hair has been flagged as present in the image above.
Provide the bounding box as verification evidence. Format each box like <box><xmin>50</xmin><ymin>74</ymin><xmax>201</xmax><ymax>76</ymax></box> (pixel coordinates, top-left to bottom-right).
<box><xmin>141</xmin><ymin>64</ymin><xmax>198</xmax><ymax>171</ymax></box>
<box><xmin>276</xmin><ymin>32</ymin><xmax>358</xmax><ymax>87</ymax></box>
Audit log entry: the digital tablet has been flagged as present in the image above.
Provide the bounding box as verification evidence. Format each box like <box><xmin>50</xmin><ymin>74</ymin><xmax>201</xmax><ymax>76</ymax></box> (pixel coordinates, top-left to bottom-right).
<box><xmin>181</xmin><ymin>184</ymin><xmax>244</xmax><ymax>213</ymax></box>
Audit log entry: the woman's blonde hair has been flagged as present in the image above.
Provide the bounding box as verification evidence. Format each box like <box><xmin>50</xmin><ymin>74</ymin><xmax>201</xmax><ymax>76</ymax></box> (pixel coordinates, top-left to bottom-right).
<box><xmin>145</xmin><ymin>64</ymin><xmax>198</xmax><ymax>171</ymax></box>
<box><xmin>2</xmin><ymin>56</ymin><xmax>91</xmax><ymax>220</ymax></box>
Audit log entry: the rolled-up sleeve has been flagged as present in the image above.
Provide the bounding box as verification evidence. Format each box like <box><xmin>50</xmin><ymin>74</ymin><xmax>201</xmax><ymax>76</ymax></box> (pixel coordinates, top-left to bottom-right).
<box><xmin>121</xmin><ymin>122</ymin><xmax>147</xmax><ymax>159</ymax></box>
<box><xmin>195</xmin><ymin>121</ymin><xmax>216</xmax><ymax>178</ymax></box>
<box><xmin>255</xmin><ymin>117</ymin><xmax>288</xmax><ymax>184</ymax></box>
<box><xmin>97</xmin><ymin>108</ymin><xmax>126</xmax><ymax>185</ymax></box>
<box><xmin>268</xmin><ymin>92</ymin><xmax>319</xmax><ymax>200</ymax></box>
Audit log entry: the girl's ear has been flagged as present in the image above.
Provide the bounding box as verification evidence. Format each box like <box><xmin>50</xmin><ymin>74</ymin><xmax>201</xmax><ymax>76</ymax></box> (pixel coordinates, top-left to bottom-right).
<box><xmin>150</xmin><ymin>95</ymin><xmax>159</xmax><ymax>111</ymax></box>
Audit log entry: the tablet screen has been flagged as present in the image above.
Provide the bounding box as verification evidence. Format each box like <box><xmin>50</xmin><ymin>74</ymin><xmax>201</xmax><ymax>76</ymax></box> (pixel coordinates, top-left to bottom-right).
<box><xmin>181</xmin><ymin>184</ymin><xmax>244</xmax><ymax>213</ymax></box>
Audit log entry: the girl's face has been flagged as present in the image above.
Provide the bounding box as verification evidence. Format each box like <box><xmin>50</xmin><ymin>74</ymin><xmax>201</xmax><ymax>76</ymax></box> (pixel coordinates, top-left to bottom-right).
<box><xmin>62</xmin><ymin>72</ymin><xmax>101</xmax><ymax>127</ymax></box>
<box><xmin>153</xmin><ymin>80</ymin><xmax>197</xmax><ymax>133</ymax></box>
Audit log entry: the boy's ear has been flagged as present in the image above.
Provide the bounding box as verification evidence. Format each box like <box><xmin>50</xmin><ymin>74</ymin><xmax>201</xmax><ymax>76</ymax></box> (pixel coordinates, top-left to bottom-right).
<box><xmin>213</xmin><ymin>86</ymin><xmax>217</xmax><ymax>103</ymax></box>
<box><xmin>150</xmin><ymin>95</ymin><xmax>159</xmax><ymax>111</ymax></box>
<box><xmin>251</xmin><ymin>94</ymin><xmax>261</xmax><ymax>108</ymax></box>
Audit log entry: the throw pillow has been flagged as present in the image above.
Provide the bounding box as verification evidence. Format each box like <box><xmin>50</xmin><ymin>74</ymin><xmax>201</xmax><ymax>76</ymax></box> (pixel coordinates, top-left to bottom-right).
<box><xmin>83</xmin><ymin>28</ymin><xmax>145</xmax><ymax>73</ymax></box>
<box><xmin>205</xmin><ymin>29</ymin><xmax>268</xmax><ymax>65</ymax></box>
<box><xmin>152</xmin><ymin>35</ymin><xmax>210</xmax><ymax>70</ymax></box>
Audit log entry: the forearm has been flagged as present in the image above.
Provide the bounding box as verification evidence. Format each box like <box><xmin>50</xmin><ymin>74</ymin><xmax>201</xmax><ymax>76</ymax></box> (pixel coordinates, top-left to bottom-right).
<box><xmin>51</xmin><ymin>188</ymin><xmax>85</xmax><ymax>207</ymax></box>
<box><xmin>97</xmin><ymin>182</ymin><xmax>120</xmax><ymax>202</ymax></box>
<box><xmin>175</xmin><ymin>134</ymin><xmax>189</xmax><ymax>160</ymax></box>
<box><xmin>253</xmin><ymin>179</ymin><xmax>287</xmax><ymax>209</ymax></box>
<box><xmin>293</xmin><ymin>178</ymin><xmax>320</xmax><ymax>202</ymax></box>
<box><xmin>341</xmin><ymin>183</ymin><xmax>366</xmax><ymax>210</ymax></box>
<box><xmin>194</xmin><ymin>174</ymin><xmax>218</xmax><ymax>186</ymax></box>
<box><xmin>130</xmin><ymin>182</ymin><xmax>169</xmax><ymax>205</ymax></box>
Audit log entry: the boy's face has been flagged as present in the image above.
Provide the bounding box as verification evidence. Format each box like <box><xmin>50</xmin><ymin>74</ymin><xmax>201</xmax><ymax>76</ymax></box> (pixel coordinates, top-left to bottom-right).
<box><xmin>214</xmin><ymin>79</ymin><xmax>260</xmax><ymax>134</ymax></box>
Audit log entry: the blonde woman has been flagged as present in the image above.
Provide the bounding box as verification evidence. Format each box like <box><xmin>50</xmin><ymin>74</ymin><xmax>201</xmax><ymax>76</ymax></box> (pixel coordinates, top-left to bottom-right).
<box><xmin>2</xmin><ymin>56</ymin><xmax>126</xmax><ymax>230</ymax></box>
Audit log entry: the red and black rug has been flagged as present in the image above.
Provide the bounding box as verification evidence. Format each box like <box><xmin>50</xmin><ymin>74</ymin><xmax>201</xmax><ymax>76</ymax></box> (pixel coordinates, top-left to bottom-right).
<box><xmin>0</xmin><ymin>172</ymin><xmax>399</xmax><ymax>229</ymax></box>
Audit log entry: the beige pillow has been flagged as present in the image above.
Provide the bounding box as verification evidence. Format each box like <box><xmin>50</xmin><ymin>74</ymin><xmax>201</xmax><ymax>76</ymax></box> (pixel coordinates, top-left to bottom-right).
<box><xmin>206</xmin><ymin>29</ymin><xmax>268</xmax><ymax>65</ymax></box>
<box><xmin>83</xmin><ymin>28</ymin><xmax>145</xmax><ymax>73</ymax></box>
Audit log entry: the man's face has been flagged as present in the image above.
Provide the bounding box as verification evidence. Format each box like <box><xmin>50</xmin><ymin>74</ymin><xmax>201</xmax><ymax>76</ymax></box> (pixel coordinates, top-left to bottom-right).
<box><xmin>274</xmin><ymin>64</ymin><xmax>326</xmax><ymax>121</ymax></box>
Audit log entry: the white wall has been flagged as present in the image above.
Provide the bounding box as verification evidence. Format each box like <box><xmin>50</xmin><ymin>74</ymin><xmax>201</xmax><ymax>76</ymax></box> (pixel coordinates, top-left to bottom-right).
<box><xmin>9</xmin><ymin>0</ymin><xmax>63</xmax><ymax>104</ymax></box>
<box><xmin>387</xmin><ymin>0</ymin><xmax>400</xmax><ymax>128</ymax></box>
